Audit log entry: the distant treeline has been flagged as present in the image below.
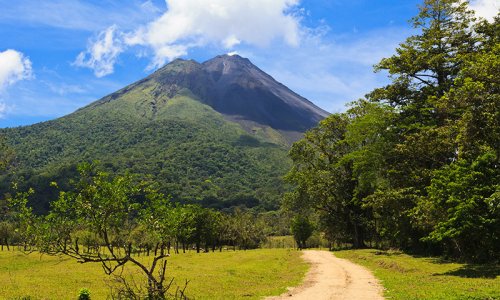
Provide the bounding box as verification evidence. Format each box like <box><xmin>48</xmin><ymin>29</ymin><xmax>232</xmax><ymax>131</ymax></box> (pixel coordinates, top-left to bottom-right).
<box><xmin>0</xmin><ymin>163</ymin><xmax>293</xmax><ymax>255</ymax></box>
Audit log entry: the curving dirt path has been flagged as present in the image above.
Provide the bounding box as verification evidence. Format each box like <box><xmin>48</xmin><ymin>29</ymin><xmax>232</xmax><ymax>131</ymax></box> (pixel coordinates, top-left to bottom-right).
<box><xmin>266</xmin><ymin>250</ymin><xmax>384</xmax><ymax>300</ymax></box>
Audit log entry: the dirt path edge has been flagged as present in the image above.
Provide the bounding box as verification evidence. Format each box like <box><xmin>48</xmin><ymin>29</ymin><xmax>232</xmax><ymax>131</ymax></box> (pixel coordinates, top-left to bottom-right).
<box><xmin>265</xmin><ymin>250</ymin><xmax>384</xmax><ymax>300</ymax></box>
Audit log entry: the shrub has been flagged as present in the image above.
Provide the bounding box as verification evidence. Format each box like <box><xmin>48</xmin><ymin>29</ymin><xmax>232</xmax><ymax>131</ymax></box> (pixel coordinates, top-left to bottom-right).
<box><xmin>78</xmin><ymin>288</ymin><xmax>91</xmax><ymax>300</ymax></box>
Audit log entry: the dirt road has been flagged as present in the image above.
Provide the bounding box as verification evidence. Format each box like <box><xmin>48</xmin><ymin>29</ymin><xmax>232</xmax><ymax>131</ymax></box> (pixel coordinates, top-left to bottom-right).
<box><xmin>266</xmin><ymin>250</ymin><xmax>384</xmax><ymax>300</ymax></box>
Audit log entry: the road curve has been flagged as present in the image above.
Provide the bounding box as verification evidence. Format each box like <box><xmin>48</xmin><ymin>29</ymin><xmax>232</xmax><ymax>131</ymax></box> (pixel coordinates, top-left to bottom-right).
<box><xmin>266</xmin><ymin>250</ymin><xmax>384</xmax><ymax>300</ymax></box>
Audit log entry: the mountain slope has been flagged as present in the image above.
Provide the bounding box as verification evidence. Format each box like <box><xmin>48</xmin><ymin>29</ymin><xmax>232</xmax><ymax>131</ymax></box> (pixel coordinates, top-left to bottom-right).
<box><xmin>1</xmin><ymin>55</ymin><xmax>328</xmax><ymax>212</ymax></box>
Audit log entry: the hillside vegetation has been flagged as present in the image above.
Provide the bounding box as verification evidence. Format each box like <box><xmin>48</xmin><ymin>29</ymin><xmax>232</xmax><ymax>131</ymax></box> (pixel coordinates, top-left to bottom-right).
<box><xmin>1</xmin><ymin>91</ymin><xmax>291</xmax><ymax>212</ymax></box>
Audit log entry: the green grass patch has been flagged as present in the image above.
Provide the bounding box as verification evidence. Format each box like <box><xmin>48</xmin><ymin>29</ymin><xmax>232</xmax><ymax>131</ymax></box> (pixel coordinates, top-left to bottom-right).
<box><xmin>0</xmin><ymin>249</ymin><xmax>307</xmax><ymax>299</ymax></box>
<box><xmin>335</xmin><ymin>249</ymin><xmax>499</xmax><ymax>300</ymax></box>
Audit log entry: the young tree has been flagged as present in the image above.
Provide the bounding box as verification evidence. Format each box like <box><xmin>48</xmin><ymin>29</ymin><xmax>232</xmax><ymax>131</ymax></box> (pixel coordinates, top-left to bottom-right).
<box><xmin>12</xmin><ymin>163</ymin><xmax>182</xmax><ymax>299</ymax></box>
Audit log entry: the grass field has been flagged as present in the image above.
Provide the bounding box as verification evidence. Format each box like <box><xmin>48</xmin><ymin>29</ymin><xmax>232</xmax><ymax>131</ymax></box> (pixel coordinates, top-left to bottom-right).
<box><xmin>335</xmin><ymin>249</ymin><xmax>500</xmax><ymax>300</ymax></box>
<box><xmin>0</xmin><ymin>249</ymin><xmax>307</xmax><ymax>300</ymax></box>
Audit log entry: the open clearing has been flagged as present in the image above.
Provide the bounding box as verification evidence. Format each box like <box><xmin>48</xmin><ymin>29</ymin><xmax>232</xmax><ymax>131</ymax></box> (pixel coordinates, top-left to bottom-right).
<box><xmin>2</xmin><ymin>248</ymin><xmax>497</xmax><ymax>299</ymax></box>
<box><xmin>266</xmin><ymin>250</ymin><xmax>384</xmax><ymax>300</ymax></box>
<box><xmin>0</xmin><ymin>249</ymin><xmax>307</xmax><ymax>299</ymax></box>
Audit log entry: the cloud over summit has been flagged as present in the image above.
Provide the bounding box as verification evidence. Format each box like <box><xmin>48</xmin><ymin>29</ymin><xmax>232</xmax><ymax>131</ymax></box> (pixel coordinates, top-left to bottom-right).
<box><xmin>74</xmin><ymin>25</ymin><xmax>124</xmax><ymax>78</ymax></box>
<box><xmin>79</xmin><ymin>0</ymin><xmax>302</xmax><ymax>75</ymax></box>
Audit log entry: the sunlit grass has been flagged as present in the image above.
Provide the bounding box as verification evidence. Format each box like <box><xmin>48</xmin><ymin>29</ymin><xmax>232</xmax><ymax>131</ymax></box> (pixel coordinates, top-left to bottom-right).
<box><xmin>0</xmin><ymin>248</ymin><xmax>307</xmax><ymax>300</ymax></box>
<box><xmin>335</xmin><ymin>249</ymin><xmax>500</xmax><ymax>300</ymax></box>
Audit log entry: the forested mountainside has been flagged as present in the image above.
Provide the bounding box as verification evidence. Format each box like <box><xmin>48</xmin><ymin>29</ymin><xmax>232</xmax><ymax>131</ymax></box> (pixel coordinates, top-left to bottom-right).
<box><xmin>1</xmin><ymin>55</ymin><xmax>328</xmax><ymax>212</ymax></box>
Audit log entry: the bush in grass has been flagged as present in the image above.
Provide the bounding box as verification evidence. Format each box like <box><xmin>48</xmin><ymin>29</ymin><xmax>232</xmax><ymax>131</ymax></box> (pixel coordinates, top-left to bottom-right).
<box><xmin>78</xmin><ymin>288</ymin><xmax>91</xmax><ymax>300</ymax></box>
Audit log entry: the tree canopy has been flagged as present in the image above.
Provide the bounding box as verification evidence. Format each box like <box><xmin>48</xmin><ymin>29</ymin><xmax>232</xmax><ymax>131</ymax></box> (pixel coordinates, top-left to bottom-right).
<box><xmin>284</xmin><ymin>0</ymin><xmax>499</xmax><ymax>262</ymax></box>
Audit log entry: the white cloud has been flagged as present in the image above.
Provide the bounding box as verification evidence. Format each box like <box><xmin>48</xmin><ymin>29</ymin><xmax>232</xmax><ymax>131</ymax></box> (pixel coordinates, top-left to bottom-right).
<box><xmin>469</xmin><ymin>0</ymin><xmax>499</xmax><ymax>22</ymax></box>
<box><xmin>74</xmin><ymin>25</ymin><xmax>125</xmax><ymax>77</ymax></box>
<box><xmin>0</xmin><ymin>49</ymin><xmax>32</xmax><ymax>90</ymax></box>
<box><xmin>76</xmin><ymin>0</ymin><xmax>302</xmax><ymax>75</ymax></box>
<box><xmin>124</xmin><ymin>0</ymin><xmax>302</xmax><ymax>68</ymax></box>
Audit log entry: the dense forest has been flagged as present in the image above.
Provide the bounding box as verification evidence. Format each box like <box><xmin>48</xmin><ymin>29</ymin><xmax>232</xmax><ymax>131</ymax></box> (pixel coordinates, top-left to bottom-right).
<box><xmin>284</xmin><ymin>0</ymin><xmax>499</xmax><ymax>262</ymax></box>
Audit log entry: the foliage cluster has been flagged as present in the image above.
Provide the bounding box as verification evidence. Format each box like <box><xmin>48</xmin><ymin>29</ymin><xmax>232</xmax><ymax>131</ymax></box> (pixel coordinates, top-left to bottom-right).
<box><xmin>284</xmin><ymin>0</ymin><xmax>499</xmax><ymax>262</ymax></box>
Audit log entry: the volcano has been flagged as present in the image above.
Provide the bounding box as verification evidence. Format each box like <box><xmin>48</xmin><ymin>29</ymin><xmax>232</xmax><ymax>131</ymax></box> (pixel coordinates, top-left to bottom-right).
<box><xmin>1</xmin><ymin>54</ymin><xmax>328</xmax><ymax>212</ymax></box>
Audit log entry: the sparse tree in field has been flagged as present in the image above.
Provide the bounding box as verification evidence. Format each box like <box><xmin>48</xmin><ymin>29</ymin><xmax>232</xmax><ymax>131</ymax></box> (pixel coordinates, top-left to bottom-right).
<box><xmin>11</xmin><ymin>162</ymin><xmax>185</xmax><ymax>299</ymax></box>
<box><xmin>232</xmin><ymin>209</ymin><xmax>266</xmax><ymax>250</ymax></box>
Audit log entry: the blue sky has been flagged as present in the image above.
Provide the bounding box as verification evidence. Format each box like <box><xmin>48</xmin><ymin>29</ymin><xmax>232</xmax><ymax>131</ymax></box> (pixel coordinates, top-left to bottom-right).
<box><xmin>0</xmin><ymin>0</ymin><xmax>497</xmax><ymax>128</ymax></box>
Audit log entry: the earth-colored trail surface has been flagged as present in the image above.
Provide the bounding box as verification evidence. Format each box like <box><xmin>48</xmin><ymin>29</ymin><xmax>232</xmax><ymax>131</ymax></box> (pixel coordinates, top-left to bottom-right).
<box><xmin>266</xmin><ymin>250</ymin><xmax>384</xmax><ymax>300</ymax></box>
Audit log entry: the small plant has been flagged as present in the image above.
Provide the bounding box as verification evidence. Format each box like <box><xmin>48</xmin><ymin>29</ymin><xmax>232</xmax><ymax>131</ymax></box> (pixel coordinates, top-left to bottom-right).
<box><xmin>78</xmin><ymin>288</ymin><xmax>91</xmax><ymax>300</ymax></box>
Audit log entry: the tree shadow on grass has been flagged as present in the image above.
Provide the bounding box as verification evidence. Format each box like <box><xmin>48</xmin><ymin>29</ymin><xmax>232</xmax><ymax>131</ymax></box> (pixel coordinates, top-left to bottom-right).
<box><xmin>435</xmin><ymin>264</ymin><xmax>499</xmax><ymax>279</ymax></box>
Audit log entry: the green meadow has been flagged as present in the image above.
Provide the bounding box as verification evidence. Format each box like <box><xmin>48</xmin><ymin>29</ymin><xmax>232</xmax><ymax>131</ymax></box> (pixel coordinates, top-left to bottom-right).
<box><xmin>0</xmin><ymin>249</ymin><xmax>307</xmax><ymax>300</ymax></box>
<box><xmin>1</xmin><ymin>246</ymin><xmax>499</xmax><ymax>300</ymax></box>
<box><xmin>335</xmin><ymin>249</ymin><xmax>500</xmax><ymax>300</ymax></box>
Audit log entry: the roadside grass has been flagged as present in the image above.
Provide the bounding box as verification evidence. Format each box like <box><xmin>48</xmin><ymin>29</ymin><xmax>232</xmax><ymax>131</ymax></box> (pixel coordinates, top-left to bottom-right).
<box><xmin>0</xmin><ymin>248</ymin><xmax>307</xmax><ymax>300</ymax></box>
<box><xmin>335</xmin><ymin>249</ymin><xmax>499</xmax><ymax>300</ymax></box>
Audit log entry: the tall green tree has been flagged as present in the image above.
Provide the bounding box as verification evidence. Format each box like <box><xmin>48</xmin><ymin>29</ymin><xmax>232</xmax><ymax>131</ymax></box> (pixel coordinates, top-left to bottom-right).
<box><xmin>283</xmin><ymin>1</ymin><xmax>499</xmax><ymax>260</ymax></box>
<box><xmin>414</xmin><ymin>14</ymin><xmax>500</xmax><ymax>261</ymax></box>
<box><xmin>444</xmin><ymin>15</ymin><xmax>500</xmax><ymax>159</ymax></box>
<box><xmin>369</xmin><ymin>0</ymin><xmax>478</xmax><ymax>191</ymax></box>
<box><xmin>363</xmin><ymin>0</ymin><xmax>483</xmax><ymax>251</ymax></box>
<box><xmin>284</xmin><ymin>114</ymin><xmax>369</xmax><ymax>247</ymax></box>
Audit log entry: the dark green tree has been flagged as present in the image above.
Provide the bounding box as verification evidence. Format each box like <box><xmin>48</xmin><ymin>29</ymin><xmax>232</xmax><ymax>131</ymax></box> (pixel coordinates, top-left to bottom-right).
<box><xmin>284</xmin><ymin>114</ymin><xmax>369</xmax><ymax>248</ymax></box>
<box><xmin>283</xmin><ymin>1</ymin><xmax>499</xmax><ymax>260</ymax></box>
<box><xmin>414</xmin><ymin>15</ymin><xmax>500</xmax><ymax>261</ymax></box>
<box><xmin>368</xmin><ymin>0</ymin><xmax>478</xmax><ymax>192</ymax></box>
<box><xmin>290</xmin><ymin>215</ymin><xmax>315</xmax><ymax>249</ymax></box>
<box><xmin>363</xmin><ymin>0</ymin><xmax>484</xmax><ymax>251</ymax></box>
<box><xmin>421</xmin><ymin>152</ymin><xmax>499</xmax><ymax>261</ymax></box>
